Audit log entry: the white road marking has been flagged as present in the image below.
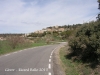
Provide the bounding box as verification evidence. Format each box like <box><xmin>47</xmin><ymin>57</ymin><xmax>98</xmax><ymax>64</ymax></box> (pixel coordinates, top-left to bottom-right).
<box><xmin>48</xmin><ymin>47</ymin><xmax>59</xmax><ymax>75</ymax></box>
<box><xmin>52</xmin><ymin>50</ymin><xmax>54</xmax><ymax>53</ymax></box>
<box><xmin>51</xmin><ymin>53</ymin><xmax>52</xmax><ymax>56</ymax></box>
<box><xmin>51</xmin><ymin>49</ymin><xmax>55</xmax><ymax>55</ymax></box>
<box><xmin>48</xmin><ymin>72</ymin><xmax>51</xmax><ymax>75</ymax></box>
<box><xmin>13</xmin><ymin>52</ymin><xmax>17</xmax><ymax>54</ymax></box>
<box><xmin>50</xmin><ymin>56</ymin><xmax>52</xmax><ymax>58</ymax></box>
<box><xmin>48</xmin><ymin>64</ymin><xmax>51</xmax><ymax>69</ymax></box>
<box><xmin>51</xmin><ymin>47</ymin><xmax>56</xmax><ymax>55</ymax></box>
<box><xmin>51</xmin><ymin>52</ymin><xmax>53</xmax><ymax>54</ymax></box>
<box><xmin>5</xmin><ymin>54</ymin><xmax>10</xmax><ymax>56</ymax></box>
<box><xmin>51</xmin><ymin>51</ymin><xmax>53</xmax><ymax>54</ymax></box>
<box><xmin>49</xmin><ymin>59</ymin><xmax>51</xmax><ymax>62</ymax></box>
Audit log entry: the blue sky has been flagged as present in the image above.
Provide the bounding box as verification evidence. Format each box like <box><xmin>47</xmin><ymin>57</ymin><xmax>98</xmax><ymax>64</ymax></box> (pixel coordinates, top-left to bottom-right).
<box><xmin>0</xmin><ymin>0</ymin><xmax>99</xmax><ymax>33</ymax></box>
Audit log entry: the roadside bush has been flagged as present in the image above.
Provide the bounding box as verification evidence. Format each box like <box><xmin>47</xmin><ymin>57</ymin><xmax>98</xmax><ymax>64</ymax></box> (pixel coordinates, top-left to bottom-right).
<box><xmin>6</xmin><ymin>36</ymin><xmax>31</xmax><ymax>49</ymax></box>
<box><xmin>69</xmin><ymin>21</ymin><xmax>100</xmax><ymax>63</ymax></box>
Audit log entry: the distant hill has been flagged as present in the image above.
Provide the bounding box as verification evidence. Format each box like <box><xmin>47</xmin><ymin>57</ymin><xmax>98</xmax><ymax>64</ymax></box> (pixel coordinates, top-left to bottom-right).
<box><xmin>33</xmin><ymin>24</ymin><xmax>82</xmax><ymax>34</ymax></box>
<box><xmin>0</xmin><ymin>33</ymin><xmax>25</xmax><ymax>37</ymax></box>
<box><xmin>0</xmin><ymin>24</ymin><xmax>82</xmax><ymax>41</ymax></box>
<box><xmin>27</xmin><ymin>24</ymin><xmax>82</xmax><ymax>41</ymax></box>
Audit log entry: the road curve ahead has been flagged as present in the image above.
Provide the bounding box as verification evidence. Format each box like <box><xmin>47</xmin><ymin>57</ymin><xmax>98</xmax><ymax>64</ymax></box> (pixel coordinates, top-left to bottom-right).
<box><xmin>0</xmin><ymin>44</ymin><xmax>61</xmax><ymax>75</ymax></box>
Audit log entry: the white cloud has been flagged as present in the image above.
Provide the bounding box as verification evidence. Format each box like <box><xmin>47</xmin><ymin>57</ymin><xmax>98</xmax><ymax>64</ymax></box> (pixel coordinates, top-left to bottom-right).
<box><xmin>0</xmin><ymin>0</ymin><xmax>98</xmax><ymax>33</ymax></box>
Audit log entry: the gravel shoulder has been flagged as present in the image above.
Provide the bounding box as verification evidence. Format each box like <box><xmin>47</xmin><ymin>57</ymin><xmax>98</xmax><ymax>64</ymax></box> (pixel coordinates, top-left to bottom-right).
<box><xmin>53</xmin><ymin>42</ymin><xmax>67</xmax><ymax>75</ymax></box>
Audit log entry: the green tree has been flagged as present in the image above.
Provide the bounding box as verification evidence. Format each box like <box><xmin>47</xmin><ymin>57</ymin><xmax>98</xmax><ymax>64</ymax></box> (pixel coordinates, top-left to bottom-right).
<box><xmin>69</xmin><ymin>21</ymin><xmax>100</xmax><ymax>63</ymax></box>
<box><xmin>98</xmin><ymin>0</ymin><xmax>100</xmax><ymax>2</ymax></box>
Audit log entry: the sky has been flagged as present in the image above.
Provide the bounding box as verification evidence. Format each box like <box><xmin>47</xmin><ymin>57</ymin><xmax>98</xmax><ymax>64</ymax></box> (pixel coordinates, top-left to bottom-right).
<box><xmin>0</xmin><ymin>0</ymin><xmax>99</xmax><ymax>33</ymax></box>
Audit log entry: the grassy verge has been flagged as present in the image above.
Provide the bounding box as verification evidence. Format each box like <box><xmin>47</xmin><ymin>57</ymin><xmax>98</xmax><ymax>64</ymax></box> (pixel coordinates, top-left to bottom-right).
<box><xmin>59</xmin><ymin>46</ymin><xmax>100</xmax><ymax>75</ymax></box>
<box><xmin>60</xmin><ymin>46</ymin><xmax>79</xmax><ymax>75</ymax></box>
<box><xmin>0</xmin><ymin>41</ymin><xmax>50</xmax><ymax>55</ymax></box>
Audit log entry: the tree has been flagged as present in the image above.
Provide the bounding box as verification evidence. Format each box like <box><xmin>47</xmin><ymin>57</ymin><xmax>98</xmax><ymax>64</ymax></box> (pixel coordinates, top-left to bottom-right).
<box><xmin>7</xmin><ymin>36</ymin><xmax>25</xmax><ymax>49</ymax></box>
<box><xmin>98</xmin><ymin>0</ymin><xmax>100</xmax><ymax>2</ymax></box>
<box><xmin>69</xmin><ymin>21</ymin><xmax>100</xmax><ymax>62</ymax></box>
<box><xmin>97</xmin><ymin>0</ymin><xmax>100</xmax><ymax>20</ymax></box>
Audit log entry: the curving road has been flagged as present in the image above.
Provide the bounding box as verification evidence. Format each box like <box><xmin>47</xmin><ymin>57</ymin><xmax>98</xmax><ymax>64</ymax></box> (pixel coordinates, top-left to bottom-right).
<box><xmin>0</xmin><ymin>44</ymin><xmax>62</xmax><ymax>75</ymax></box>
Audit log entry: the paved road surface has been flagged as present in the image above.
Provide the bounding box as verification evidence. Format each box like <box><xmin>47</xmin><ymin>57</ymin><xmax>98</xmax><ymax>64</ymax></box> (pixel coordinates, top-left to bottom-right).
<box><xmin>0</xmin><ymin>44</ymin><xmax>62</xmax><ymax>75</ymax></box>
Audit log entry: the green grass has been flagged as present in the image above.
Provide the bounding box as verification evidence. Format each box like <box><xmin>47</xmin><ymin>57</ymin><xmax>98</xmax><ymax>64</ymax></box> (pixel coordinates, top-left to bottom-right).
<box><xmin>59</xmin><ymin>46</ymin><xmax>100</xmax><ymax>75</ymax></box>
<box><xmin>32</xmin><ymin>42</ymin><xmax>48</xmax><ymax>47</ymax></box>
<box><xmin>60</xmin><ymin>47</ymin><xmax>79</xmax><ymax>75</ymax></box>
<box><xmin>0</xmin><ymin>40</ymin><xmax>50</xmax><ymax>55</ymax></box>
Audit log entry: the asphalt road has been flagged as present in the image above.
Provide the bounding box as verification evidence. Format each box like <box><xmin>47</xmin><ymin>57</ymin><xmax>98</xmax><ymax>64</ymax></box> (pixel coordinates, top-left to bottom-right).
<box><xmin>0</xmin><ymin>44</ymin><xmax>61</xmax><ymax>75</ymax></box>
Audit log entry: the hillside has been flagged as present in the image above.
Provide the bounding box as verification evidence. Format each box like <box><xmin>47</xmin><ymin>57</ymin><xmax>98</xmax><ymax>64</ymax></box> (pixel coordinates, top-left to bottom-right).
<box><xmin>27</xmin><ymin>24</ymin><xmax>81</xmax><ymax>41</ymax></box>
<box><xmin>33</xmin><ymin>24</ymin><xmax>81</xmax><ymax>34</ymax></box>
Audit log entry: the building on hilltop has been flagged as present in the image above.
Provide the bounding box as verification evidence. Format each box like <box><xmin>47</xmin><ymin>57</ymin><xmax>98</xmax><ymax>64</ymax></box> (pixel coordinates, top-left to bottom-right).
<box><xmin>58</xmin><ymin>28</ymin><xmax>65</xmax><ymax>32</ymax></box>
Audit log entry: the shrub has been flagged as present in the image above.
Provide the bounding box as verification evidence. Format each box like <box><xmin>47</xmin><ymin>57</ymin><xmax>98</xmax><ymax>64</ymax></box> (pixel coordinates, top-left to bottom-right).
<box><xmin>69</xmin><ymin>21</ymin><xmax>100</xmax><ymax>62</ymax></box>
<box><xmin>6</xmin><ymin>36</ymin><xmax>26</xmax><ymax>49</ymax></box>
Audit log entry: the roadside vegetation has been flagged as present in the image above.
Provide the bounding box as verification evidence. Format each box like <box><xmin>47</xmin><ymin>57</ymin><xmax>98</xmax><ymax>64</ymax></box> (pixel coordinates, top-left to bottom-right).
<box><xmin>0</xmin><ymin>24</ymin><xmax>81</xmax><ymax>55</ymax></box>
<box><xmin>27</xmin><ymin>24</ymin><xmax>81</xmax><ymax>43</ymax></box>
<box><xmin>60</xmin><ymin>21</ymin><xmax>100</xmax><ymax>75</ymax></box>
<box><xmin>60</xmin><ymin>47</ymin><xmax>80</xmax><ymax>75</ymax></box>
<box><xmin>0</xmin><ymin>36</ymin><xmax>31</xmax><ymax>55</ymax></box>
<box><xmin>60</xmin><ymin>1</ymin><xmax>100</xmax><ymax>75</ymax></box>
<box><xmin>0</xmin><ymin>36</ymin><xmax>50</xmax><ymax>55</ymax></box>
<box><xmin>69</xmin><ymin>21</ymin><xmax>100</xmax><ymax>63</ymax></box>
<box><xmin>60</xmin><ymin>46</ymin><xmax>100</xmax><ymax>75</ymax></box>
